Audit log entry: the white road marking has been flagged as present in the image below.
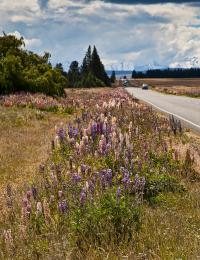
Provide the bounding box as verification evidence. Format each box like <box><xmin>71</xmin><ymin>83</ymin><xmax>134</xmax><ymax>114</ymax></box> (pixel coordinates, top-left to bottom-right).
<box><xmin>130</xmin><ymin>93</ymin><xmax>200</xmax><ymax>131</ymax></box>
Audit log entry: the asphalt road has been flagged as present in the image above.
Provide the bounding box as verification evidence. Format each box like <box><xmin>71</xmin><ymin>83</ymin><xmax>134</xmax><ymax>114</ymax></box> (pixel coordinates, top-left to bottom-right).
<box><xmin>126</xmin><ymin>87</ymin><xmax>200</xmax><ymax>132</ymax></box>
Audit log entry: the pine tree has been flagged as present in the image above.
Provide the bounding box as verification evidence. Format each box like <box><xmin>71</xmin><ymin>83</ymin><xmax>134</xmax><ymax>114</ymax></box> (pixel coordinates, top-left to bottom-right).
<box><xmin>80</xmin><ymin>45</ymin><xmax>92</xmax><ymax>75</ymax></box>
<box><xmin>68</xmin><ymin>61</ymin><xmax>80</xmax><ymax>87</ymax></box>
<box><xmin>91</xmin><ymin>46</ymin><xmax>110</xmax><ymax>86</ymax></box>
<box><xmin>110</xmin><ymin>70</ymin><xmax>116</xmax><ymax>83</ymax></box>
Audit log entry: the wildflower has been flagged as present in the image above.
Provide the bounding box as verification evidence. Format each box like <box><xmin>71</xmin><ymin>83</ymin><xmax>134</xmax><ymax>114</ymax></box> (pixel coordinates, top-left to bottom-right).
<box><xmin>122</xmin><ymin>172</ymin><xmax>131</xmax><ymax>190</ymax></box>
<box><xmin>106</xmin><ymin>169</ymin><xmax>113</xmax><ymax>186</ymax></box>
<box><xmin>71</xmin><ymin>174</ymin><xmax>82</xmax><ymax>185</ymax></box>
<box><xmin>26</xmin><ymin>190</ymin><xmax>32</xmax><ymax>200</ymax></box>
<box><xmin>26</xmin><ymin>203</ymin><xmax>32</xmax><ymax>214</ymax></box>
<box><xmin>3</xmin><ymin>229</ymin><xmax>14</xmax><ymax>251</ymax></box>
<box><xmin>19</xmin><ymin>225</ymin><xmax>27</xmax><ymax>240</ymax></box>
<box><xmin>141</xmin><ymin>177</ymin><xmax>146</xmax><ymax>188</ymax></box>
<box><xmin>50</xmin><ymin>172</ymin><xmax>58</xmax><ymax>187</ymax></box>
<box><xmin>57</xmin><ymin>127</ymin><xmax>66</xmax><ymax>140</ymax></box>
<box><xmin>80</xmin><ymin>189</ymin><xmax>87</xmax><ymax>206</ymax></box>
<box><xmin>58</xmin><ymin>200</ymin><xmax>68</xmax><ymax>214</ymax></box>
<box><xmin>134</xmin><ymin>174</ymin><xmax>140</xmax><ymax>188</ymax></box>
<box><xmin>43</xmin><ymin>198</ymin><xmax>51</xmax><ymax>224</ymax></box>
<box><xmin>54</xmin><ymin>135</ymin><xmax>60</xmax><ymax>148</ymax></box>
<box><xmin>36</xmin><ymin>202</ymin><xmax>43</xmax><ymax>215</ymax></box>
<box><xmin>68</xmin><ymin>124</ymin><xmax>73</xmax><ymax>138</ymax></box>
<box><xmin>31</xmin><ymin>185</ymin><xmax>37</xmax><ymax>200</ymax></box>
<box><xmin>81</xmin><ymin>164</ymin><xmax>87</xmax><ymax>175</ymax></box>
<box><xmin>39</xmin><ymin>164</ymin><xmax>45</xmax><ymax>173</ymax></box>
<box><xmin>88</xmin><ymin>180</ymin><xmax>95</xmax><ymax>195</ymax></box>
<box><xmin>116</xmin><ymin>186</ymin><xmax>121</xmax><ymax>203</ymax></box>
<box><xmin>49</xmin><ymin>195</ymin><xmax>55</xmax><ymax>204</ymax></box>
<box><xmin>58</xmin><ymin>190</ymin><xmax>63</xmax><ymax>198</ymax></box>
<box><xmin>22</xmin><ymin>197</ymin><xmax>28</xmax><ymax>207</ymax></box>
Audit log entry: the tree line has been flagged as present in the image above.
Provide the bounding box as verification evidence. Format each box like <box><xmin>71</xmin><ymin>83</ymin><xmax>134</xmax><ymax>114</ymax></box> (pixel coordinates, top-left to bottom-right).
<box><xmin>132</xmin><ymin>68</ymin><xmax>200</xmax><ymax>78</ymax></box>
<box><xmin>0</xmin><ymin>34</ymin><xmax>116</xmax><ymax>96</ymax></box>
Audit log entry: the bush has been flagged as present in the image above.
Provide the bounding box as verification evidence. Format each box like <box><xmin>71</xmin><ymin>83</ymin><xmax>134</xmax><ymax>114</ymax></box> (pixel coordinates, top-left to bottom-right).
<box><xmin>145</xmin><ymin>174</ymin><xmax>185</xmax><ymax>201</ymax></box>
<box><xmin>71</xmin><ymin>191</ymin><xmax>141</xmax><ymax>252</ymax></box>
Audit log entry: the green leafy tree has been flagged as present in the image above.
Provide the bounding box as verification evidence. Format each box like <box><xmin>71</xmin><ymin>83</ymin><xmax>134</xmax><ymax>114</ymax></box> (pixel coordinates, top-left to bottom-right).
<box><xmin>0</xmin><ymin>33</ymin><xmax>67</xmax><ymax>96</ymax></box>
<box><xmin>0</xmin><ymin>33</ymin><xmax>24</xmax><ymax>58</ymax></box>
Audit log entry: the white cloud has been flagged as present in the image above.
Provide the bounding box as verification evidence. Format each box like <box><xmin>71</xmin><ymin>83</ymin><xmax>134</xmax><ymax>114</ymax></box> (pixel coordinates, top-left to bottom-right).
<box><xmin>1</xmin><ymin>0</ymin><xmax>200</xmax><ymax>69</ymax></box>
<box><xmin>7</xmin><ymin>31</ymin><xmax>42</xmax><ymax>49</ymax></box>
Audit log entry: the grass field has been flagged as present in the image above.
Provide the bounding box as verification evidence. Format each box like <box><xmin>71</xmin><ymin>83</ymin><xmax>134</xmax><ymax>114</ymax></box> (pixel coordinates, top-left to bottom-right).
<box><xmin>0</xmin><ymin>88</ymin><xmax>200</xmax><ymax>259</ymax></box>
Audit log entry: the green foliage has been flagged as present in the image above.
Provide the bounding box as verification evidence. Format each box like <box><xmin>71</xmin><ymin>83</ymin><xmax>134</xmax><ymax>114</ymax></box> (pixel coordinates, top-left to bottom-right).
<box><xmin>68</xmin><ymin>61</ymin><xmax>80</xmax><ymax>87</ymax></box>
<box><xmin>68</xmin><ymin>45</ymin><xmax>110</xmax><ymax>88</ymax></box>
<box><xmin>76</xmin><ymin>72</ymin><xmax>105</xmax><ymax>88</ymax></box>
<box><xmin>0</xmin><ymin>34</ymin><xmax>67</xmax><ymax>96</ymax></box>
<box><xmin>145</xmin><ymin>174</ymin><xmax>185</xmax><ymax>201</ymax></box>
<box><xmin>91</xmin><ymin>46</ymin><xmax>110</xmax><ymax>86</ymax></box>
<box><xmin>71</xmin><ymin>191</ymin><xmax>141</xmax><ymax>251</ymax></box>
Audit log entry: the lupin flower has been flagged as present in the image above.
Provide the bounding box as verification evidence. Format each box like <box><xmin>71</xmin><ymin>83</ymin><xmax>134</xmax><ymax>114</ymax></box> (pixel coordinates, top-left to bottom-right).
<box><xmin>91</xmin><ymin>123</ymin><xmax>97</xmax><ymax>140</ymax></box>
<box><xmin>106</xmin><ymin>169</ymin><xmax>113</xmax><ymax>186</ymax></box>
<box><xmin>31</xmin><ymin>186</ymin><xmax>37</xmax><ymax>200</ymax></box>
<box><xmin>80</xmin><ymin>188</ymin><xmax>87</xmax><ymax>206</ymax></box>
<box><xmin>39</xmin><ymin>163</ymin><xmax>45</xmax><ymax>173</ymax></box>
<box><xmin>54</xmin><ymin>135</ymin><xmax>60</xmax><ymax>148</ymax></box>
<box><xmin>3</xmin><ymin>229</ymin><xmax>14</xmax><ymax>251</ymax></box>
<box><xmin>58</xmin><ymin>190</ymin><xmax>63</xmax><ymax>198</ymax></box>
<box><xmin>134</xmin><ymin>174</ymin><xmax>140</xmax><ymax>188</ymax></box>
<box><xmin>50</xmin><ymin>172</ymin><xmax>58</xmax><ymax>187</ymax></box>
<box><xmin>49</xmin><ymin>195</ymin><xmax>55</xmax><ymax>204</ymax></box>
<box><xmin>81</xmin><ymin>164</ymin><xmax>87</xmax><ymax>175</ymax></box>
<box><xmin>116</xmin><ymin>187</ymin><xmax>121</xmax><ymax>203</ymax></box>
<box><xmin>72</xmin><ymin>174</ymin><xmax>82</xmax><ymax>184</ymax></box>
<box><xmin>58</xmin><ymin>200</ymin><xmax>68</xmax><ymax>214</ymax></box>
<box><xmin>43</xmin><ymin>199</ymin><xmax>51</xmax><ymax>224</ymax></box>
<box><xmin>88</xmin><ymin>180</ymin><xmax>95</xmax><ymax>196</ymax></box>
<box><xmin>36</xmin><ymin>202</ymin><xmax>43</xmax><ymax>215</ymax></box>
<box><xmin>26</xmin><ymin>190</ymin><xmax>32</xmax><ymax>200</ymax></box>
<box><xmin>68</xmin><ymin>124</ymin><xmax>73</xmax><ymax>138</ymax></box>
<box><xmin>57</xmin><ymin>127</ymin><xmax>66</xmax><ymax>140</ymax></box>
<box><xmin>22</xmin><ymin>197</ymin><xmax>28</xmax><ymax>207</ymax></box>
<box><xmin>122</xmin><ymin>172</ymin><xmax>131</xmax><ymax>190</ymax></box>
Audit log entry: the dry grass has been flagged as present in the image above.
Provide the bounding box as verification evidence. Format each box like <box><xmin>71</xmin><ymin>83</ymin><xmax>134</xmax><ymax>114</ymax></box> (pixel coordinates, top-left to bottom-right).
<box><xmin>0</xmin><ymin>106</ymin><xmax>70</xmax><ymax>211</ymax></box>
<box><xmin>65</xmin><ymin>87</ymin><xmax>114</xmax><ymax>96</ymax></box>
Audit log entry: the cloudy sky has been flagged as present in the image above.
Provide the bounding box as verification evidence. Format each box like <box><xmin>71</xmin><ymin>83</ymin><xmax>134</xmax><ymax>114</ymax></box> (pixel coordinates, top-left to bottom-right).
<box><xmin>1</xmin><ymin>0</ymin><xmax>200</xmax><ymax>70</ymax></box>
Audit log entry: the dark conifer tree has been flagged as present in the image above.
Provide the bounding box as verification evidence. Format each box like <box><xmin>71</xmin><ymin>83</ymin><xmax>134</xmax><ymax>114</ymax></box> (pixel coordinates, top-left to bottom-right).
<box><xmin>68</xmin><ymin>61</ymin><xmax>80</xmax><ymax>87</ymax></box>
<box><xmin>110</xmin><ymin>70</ymin><xmax>116</xmax><ymax>83</ymax></box>
<box><xmin>91</xmin><ymin>46</ymin><xmax>110</xmax><ymax>86</ymax></box>
<box><xmin>80</xmin><ymin>45</ymin><xmax>92</xmax><ymax>75</ymax></box>
<box><xmin>55</xmin><ymin>63</ymin><xmax>67</xmax><ymax>77</ymax></box>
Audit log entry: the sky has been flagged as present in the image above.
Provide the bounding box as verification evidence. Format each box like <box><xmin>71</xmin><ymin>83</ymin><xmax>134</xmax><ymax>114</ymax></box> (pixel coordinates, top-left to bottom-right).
<box><xmin>1</xmin><ymin>0</ymin><xmax>200</xmax><ymax>70</ymax></box>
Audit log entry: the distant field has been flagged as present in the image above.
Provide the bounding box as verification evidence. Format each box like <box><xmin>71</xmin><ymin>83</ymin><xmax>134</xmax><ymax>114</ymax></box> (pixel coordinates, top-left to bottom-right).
<box><xmin>131</xmin><ymin>78</ymin><xmax>200</xmax><ymax>98</ymax></box>
<box><xmin>133</xmin><ymin>78</ymin><xmax>200</xmax><ymax>88</ymax></box>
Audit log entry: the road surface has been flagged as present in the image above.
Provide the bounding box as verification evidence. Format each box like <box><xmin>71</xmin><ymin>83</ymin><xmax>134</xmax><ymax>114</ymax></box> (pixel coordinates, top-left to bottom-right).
<box><xmin>126</xmin><ymin>87</ymin><xmax>200</xmax><ymax>132</ymax></box>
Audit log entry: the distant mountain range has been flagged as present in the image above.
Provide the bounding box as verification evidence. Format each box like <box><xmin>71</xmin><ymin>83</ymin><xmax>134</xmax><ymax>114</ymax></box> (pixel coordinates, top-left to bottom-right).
<box><xmin>106</xmin><ymin>70</ymin><xmax>133</xmax><ymax>79</ymax></box>
<box><xmin>106</xmin><ymin>57</ymin><xmax>200</xmax><ymax>78</ymax></box>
